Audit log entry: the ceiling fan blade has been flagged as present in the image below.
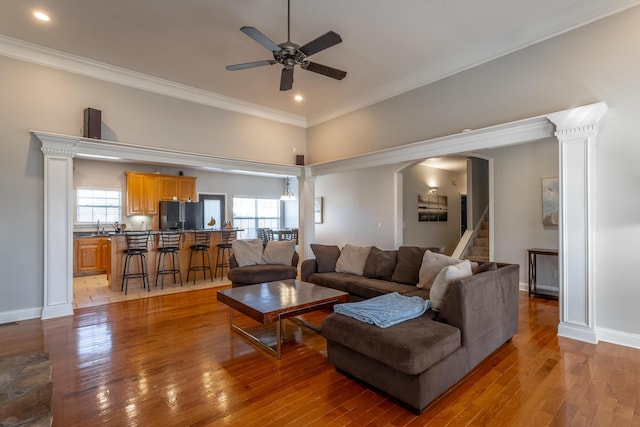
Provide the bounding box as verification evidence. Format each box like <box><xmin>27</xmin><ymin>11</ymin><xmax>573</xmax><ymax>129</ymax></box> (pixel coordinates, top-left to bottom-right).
<box><xmin>226</xmin><ymin>60</ymin><xmax>276</xmax><ymax>71</ymax></box>
<box><xmin>302</xmin><ymin>61</ymin><xmax>347</xmax><ymax>80</ymax></box>
<box><xmin>240</xmin><ymin>26</ymin><xmax>281</xmax><ymax>52</ymax></box>
<box><xmin>299</xmin><ymin>31</ymin><xmax>342</xmax><ymax>57</ymax></box>
<box><xmin>280</xmin><ymin>68</ymin><xmax>294</xmax><ymax>91</ymax></box>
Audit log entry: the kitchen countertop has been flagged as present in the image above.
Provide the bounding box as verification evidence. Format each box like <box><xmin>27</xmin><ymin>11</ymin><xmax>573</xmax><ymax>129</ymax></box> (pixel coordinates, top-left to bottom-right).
<box><xmin>73</xmin><ymin>228</ymin><xmax>242</xmax><ymax>238</ymax></box>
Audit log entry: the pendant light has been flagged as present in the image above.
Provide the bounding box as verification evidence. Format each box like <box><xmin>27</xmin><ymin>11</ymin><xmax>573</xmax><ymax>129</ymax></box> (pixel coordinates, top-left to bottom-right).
<box><xmin>280</xmin><ymin>178</ymin><xmax>296</xmax><ymax>201</ymax></box>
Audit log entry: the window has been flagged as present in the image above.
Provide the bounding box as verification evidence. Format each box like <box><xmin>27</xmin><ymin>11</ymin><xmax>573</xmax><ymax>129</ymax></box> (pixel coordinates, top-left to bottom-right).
<box><xmin>76</xmin><ymin>188</ymin><xmax>122</xmax><ymax>224</ymax></box>
<box><xmin>232</xmin><ymin>197</ymin><xmax>280</xmax><ymax>239</ymax></box>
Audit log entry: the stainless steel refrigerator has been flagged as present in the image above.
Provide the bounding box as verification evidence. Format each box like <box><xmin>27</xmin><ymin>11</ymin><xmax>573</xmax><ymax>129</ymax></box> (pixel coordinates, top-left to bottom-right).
<box><xmin>159</xmin><ymin>201</ymin><xmax>203</xmax><ymax>230</ymax></box>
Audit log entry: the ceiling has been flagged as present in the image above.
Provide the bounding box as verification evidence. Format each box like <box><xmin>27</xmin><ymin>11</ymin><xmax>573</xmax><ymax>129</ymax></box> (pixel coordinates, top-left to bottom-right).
<box><xmin>1</xmin><ymin>1</ymin><xmax>638</xmax><ymax>126</ymax></box>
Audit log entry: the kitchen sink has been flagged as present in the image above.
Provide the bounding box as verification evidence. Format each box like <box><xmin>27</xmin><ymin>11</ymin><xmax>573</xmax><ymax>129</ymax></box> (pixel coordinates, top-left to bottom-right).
<box><xmin>73</xmin><ymin>232</ymin><xmax>107</xmax><ymax>237</ymax></box>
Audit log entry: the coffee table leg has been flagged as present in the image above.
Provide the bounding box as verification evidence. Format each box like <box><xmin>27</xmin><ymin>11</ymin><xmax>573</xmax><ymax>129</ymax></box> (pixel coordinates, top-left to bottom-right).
<box><xmin>229</xmin><ymin>308</ymin><xmax>282</xmax><ymax>360</ymax></box>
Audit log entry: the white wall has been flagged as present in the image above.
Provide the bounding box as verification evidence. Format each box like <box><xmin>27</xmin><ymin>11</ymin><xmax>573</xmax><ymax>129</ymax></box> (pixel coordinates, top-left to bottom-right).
<box><xmin>307</xmin><ymin>6</ymin><xmax>640</xmax><ymax>340</ymax></box>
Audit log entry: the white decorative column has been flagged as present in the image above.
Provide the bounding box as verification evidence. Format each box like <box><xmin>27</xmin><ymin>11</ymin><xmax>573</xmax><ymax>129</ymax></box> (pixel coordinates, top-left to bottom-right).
<box><xmin>299</xmin><ymin>171</ymin><xmax>315</xmax><ymax>260</ymax></box>
<box><xmin>39</xmin><ymin>135</ymin><xmax>75</xmax><ymax>319</ymax></box>
<box><xmin>547</xmin><ymin>102</ymin><xmax>608</xmax><ymax>343</ymax></box>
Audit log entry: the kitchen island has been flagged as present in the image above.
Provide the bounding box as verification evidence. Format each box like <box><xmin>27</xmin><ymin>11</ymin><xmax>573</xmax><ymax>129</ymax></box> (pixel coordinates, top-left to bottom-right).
<box><xmin>107</xmin><ymin>229</ymin><xmax>241</xmax><ymax>291</ymax></box>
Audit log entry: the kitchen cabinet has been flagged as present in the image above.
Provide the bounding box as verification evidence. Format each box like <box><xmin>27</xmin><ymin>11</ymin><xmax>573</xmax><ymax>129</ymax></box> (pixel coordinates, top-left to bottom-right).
<box><xmin>158</xmin><ymin>176</ymin><xmax>197</xmax><ymax>202</ymax></box>
<box><xmin>74</xmin><ymin>237</ymin><xmax>109</xmax><ymax>277</ymax></box>
<box><xmin>125</xmin><ymin>172</ymin><xmax>158</xmax><ymax>215</ymax></box>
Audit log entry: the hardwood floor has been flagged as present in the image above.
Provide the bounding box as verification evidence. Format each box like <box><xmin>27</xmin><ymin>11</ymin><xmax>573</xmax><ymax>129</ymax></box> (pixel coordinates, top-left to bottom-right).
<box><xmin>2</xmin><ymin>290</ymin><xmax>639</xmax><ymax>426</ymax></box>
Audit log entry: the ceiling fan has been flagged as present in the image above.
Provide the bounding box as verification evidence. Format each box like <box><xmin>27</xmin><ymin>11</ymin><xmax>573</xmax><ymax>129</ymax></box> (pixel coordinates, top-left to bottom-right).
<box><xmin>225</xmin><ymin>0</ymin><xmax>347</xmax><ymax>91</ymax></box>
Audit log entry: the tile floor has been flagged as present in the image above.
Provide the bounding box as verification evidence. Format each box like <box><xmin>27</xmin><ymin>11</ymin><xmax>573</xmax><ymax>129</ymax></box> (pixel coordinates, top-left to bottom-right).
<box><xmin>73</xmin><ymin>273</ymin><xmax>232</xmax><ymax>309</ymax></box>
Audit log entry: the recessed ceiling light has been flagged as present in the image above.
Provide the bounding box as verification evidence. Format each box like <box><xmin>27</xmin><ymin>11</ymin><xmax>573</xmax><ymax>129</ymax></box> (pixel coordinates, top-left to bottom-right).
<box><xmin>34</xmin><ymin>11</ymin><xmax>50</xmax><ymax>21</ymax></box>
<box><xmin>294</xmin><ymin>94</ymin><xmax>303</xmax><ymax>102</ymax></box>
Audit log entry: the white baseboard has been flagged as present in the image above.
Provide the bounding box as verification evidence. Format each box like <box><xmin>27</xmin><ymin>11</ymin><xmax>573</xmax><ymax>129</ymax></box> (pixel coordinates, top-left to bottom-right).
<box><xmin>41</xmin><ymin>303</ymin><xmax>74</xmax><ymax>320</ymax></box>
<box><xmin>596</xmin><ymin>327</ymin><xmax>640</xmax><ymax>350</ymax></box>
<box><xmin>558</xmin><ymin>322</ymin><xmax>598</xmax><ymax>344</ymax></box>
<box><xmin>0</xmin><ymin>307</ymin><xmax>42</xmax><ymax>324</ymax></box>
<box><xmin>519</xmin><ymin>282</ymin><xmax>528</xmax><ymax>292</ymax></box>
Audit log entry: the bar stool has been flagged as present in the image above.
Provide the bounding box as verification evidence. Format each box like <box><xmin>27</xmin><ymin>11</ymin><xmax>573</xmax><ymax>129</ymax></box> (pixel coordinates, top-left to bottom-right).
<box><xmin>155</xmin><ymin>230</ymin><xmax>183</xmax><ymax>289</ymax></box>
<box><xmin>187</xmin><ymin>230</ymin><xmax>213</xmax><ymax>284</ymax></box>
<box><xmin>121</xmin><ymin>231</ymin><xmax>151</xmax><ymax>295</ymax></box>
<box><xmin>215</xmin><ymin>229</ymin><xmax>237</xmax><ymax>280</ymax></box>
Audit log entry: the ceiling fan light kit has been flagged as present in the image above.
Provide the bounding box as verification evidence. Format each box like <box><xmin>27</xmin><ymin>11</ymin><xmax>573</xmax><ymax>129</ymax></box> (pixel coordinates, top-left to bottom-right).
<box><xmin>226</xmin><ymin>0</ymin><xmax>347</xmax><ymax>91</ymax></box>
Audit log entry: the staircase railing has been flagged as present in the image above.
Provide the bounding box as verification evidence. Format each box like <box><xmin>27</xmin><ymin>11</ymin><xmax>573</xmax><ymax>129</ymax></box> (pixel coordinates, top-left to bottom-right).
<box><xmin>451</xmin><ymin>229</ymin><xmax>474</xmax><ymax>259</ymax></box>
<box><xmin>451</xmin><ymin>205</ymin><xmax>489</xmax><ymax>260</ymax></box>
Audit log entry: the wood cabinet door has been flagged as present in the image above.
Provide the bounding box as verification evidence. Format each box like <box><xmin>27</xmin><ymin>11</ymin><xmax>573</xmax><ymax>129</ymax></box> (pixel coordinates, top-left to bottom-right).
<box><xmin>157</xmin><ymin>176</ymin><xmax>178</xmax><ymax>201</ymax></box>
<box><xmin>178</xmin><ymin>177</ymin><xmax>196</xmax><ymax>201</ymax></box>
<box><xmin>143</xmin><ymin>175</ymin><xmax>158</xmax><ymax>214</ymax></box>
<box><xmin>77</xmin><ymin>243</ymin><xmax>100</xmax><ymax>272</ymax></box>
<box><xmin>126</xmin><ymin>173</ymin><xmax>145</xmax><ymax>215</ymax></box>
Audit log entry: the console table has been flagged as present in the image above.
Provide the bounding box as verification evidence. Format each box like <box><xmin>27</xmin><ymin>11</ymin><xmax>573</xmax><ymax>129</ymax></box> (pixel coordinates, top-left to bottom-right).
<box><xmin>527</xmin><ymin>248</ymin><xmax>559</xmax><ymax>299</ymax></box>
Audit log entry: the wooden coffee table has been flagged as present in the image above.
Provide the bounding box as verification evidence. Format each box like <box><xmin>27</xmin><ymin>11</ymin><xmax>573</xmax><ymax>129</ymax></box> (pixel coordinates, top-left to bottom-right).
<box><xmin>216</xmin><ymin>279</ymin><xmax>348</xmax><ymax>359</ymax></box>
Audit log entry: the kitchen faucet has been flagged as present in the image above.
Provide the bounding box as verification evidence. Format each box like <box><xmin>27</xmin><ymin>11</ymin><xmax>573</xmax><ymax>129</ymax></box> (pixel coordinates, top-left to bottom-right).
<box><xmin>96</xmin><ymin>219</ymin><xmax>101</xmax><ymax>234</ymax></box>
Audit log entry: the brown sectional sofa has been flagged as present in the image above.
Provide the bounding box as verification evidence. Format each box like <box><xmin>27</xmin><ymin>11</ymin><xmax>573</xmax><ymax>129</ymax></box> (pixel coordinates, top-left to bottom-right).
<box><xmin>301</xmin><ymin>244</ymin><xmax>519</xmax><ymax>413</ymax></box>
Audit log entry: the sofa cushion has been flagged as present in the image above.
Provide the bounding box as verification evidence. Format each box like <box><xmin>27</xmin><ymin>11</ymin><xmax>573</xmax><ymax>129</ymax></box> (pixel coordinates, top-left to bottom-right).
<box><xmin>417</xmin><ymin>250</ymin><xmax>463</xmax><ymax>289</ymax></box>
<box><xmin>310</xmin><ymin>244</ymin><xmax>342</xmax><ymax>273</ymax></box>
<box><xmin>231</xmin><ymin>239</ymin><xmax>264</xmax><ymax>266</ymax></box>
<box><xmin>262</xmin><ymin>240</ymin><xmax>295</xmax><ymax>265</ymax></box>
<box><xmin>335</xmin><ymin>244</ymin><xmax>372</xmax><ymax>275</ymax></box>
<box><xmin>345</xmin><ymin>276</ymin><xmax>420</xmax><ymax>300</ymax></box>
<box><xmin>475</xmin><ymin>262</ymin><xmax>498</xmax><ymax>274</ymax></box>
<box><xmin>363</xmin><ymin>247</ymin><xmax>398</xmax><ymax>281</ymax></box>
<box><xmin>390</xmin><ymin>246</ymin><xmax>427</xmax><ymax>285</ymax></box>
<box><xmin>322</xmin><ymin>313</ymin><xmax>461</xmax><ymax>375</ymax></box>
<box><xmin>429</xmin><ymin>260</ymin><xmax>473</xmax><ymax>311</ymax></box>
<box><xmin>306</xmin><ymin>272</ymin><xmax>351</xmax><ymax>293</ymax></box>
<box><xmin>228</xmin><ymin>264</ymin><xmax>297</xmax><ymax>286</ymax></box>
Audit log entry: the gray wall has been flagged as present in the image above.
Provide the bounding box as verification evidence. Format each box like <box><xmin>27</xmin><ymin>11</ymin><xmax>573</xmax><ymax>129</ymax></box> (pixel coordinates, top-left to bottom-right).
<box><xmin>480</xmin><ymin>139</ymin><xmax>560</xmax><ymax>284</ymax></box>
<box><xmin>402</xmin><ymin>164</ymin><xmax>467</xmax><ymax>254</ymax></box>
<box><xmin>309</xmin><ymin>7</ymin><xmax>640</xmax><ymax>337</ymax></box>
<box><xmin>0</xmin><ymin>55</ymin><xmax>303</xmax><ymax>317</ymax></box>
<box><xmin>314</xmin><ymin>164</ymin><xmax>398</xmax><ymax>249</ymax></box>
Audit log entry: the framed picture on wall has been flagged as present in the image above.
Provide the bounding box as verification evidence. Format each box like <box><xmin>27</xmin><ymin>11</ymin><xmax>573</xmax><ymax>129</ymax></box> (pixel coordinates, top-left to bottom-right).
<box><xmin>315</xmin><ymin>197</ymin><xmax>324</xmax><ymax>224</ymax></box>
<box><xmin>418</xmin><ymin>193</ymin><xmax>448</xmax><ymax>222</ymax></box>
<box><xmin>542</xmin><ymin>177</ymin><xmax>559</xmax><ymax>225</ymax></box>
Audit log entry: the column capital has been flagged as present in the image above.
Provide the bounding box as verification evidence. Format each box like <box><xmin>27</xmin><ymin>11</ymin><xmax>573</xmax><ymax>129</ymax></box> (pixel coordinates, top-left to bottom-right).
<box><xmin>547</xmin><ymin>102</ymin><xmax>608</xmax><ymax>139</ymax></box>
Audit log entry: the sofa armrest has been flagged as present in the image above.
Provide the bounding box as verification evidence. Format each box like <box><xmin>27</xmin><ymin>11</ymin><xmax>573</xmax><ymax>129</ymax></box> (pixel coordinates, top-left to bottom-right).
<box><xmin>229</xmin><ymin>254</ymin><xmax>239</xmax><ymax>269</ymax></box>
<box><xmin>438</xmin><ymin>263</ymin><xmax>520</xmax><ymax>368</ymax></box>
<box><xmin>301</xmin><ymin>258</ymin><xmax>318</xmax><ymax>282</ymax></box>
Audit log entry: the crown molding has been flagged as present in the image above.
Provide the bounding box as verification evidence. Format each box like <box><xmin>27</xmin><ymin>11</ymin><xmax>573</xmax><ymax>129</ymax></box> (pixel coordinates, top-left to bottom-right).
<box><xmin>0</xmin><ymin>35</ymin><xmax>307</xmax><ymax>128</ymax></box>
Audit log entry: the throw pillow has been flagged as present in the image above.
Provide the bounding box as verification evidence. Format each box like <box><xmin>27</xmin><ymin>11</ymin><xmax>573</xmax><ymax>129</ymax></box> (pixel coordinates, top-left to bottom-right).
<box><xmin>335</xmin><ymin>244</ymin><xmax>372</xmax><ymax>275</ymax></box>
<box><xmin>417</xmin><ymin>250</ymin><xmax>463</xmax><ymax>289</ymax></box>
<box><xmin>262</xmin><ymin>240</ymin><xmax>296</xmax><ymax>265</ymax></box>
<box><xmin>310</xmin><ymin>244</ymin><xmax>342</xmax><ymax>273</ymax></box>
<box><xmin>429</xmin><ymin>260</ymin><xmax>473</xmax><ymax>311</ymax></box>
<box><xmin>475</xmin><ymin>262</ymin><xmax>498</xmax><ymax>274</ymax></box>
<box><xmin>390</xmin><ymin>246</ymin><xmax>428</xmax><ymax>285</ymax></box>
<box><xmin>231</xmin><ymin>239</ymin><xmax>264</xmax><ymax>267</ymax></box>
<box><xmin>363</xmin><ymin>247</ymin><xmax>398</xmax><ymax>281</ymax></box>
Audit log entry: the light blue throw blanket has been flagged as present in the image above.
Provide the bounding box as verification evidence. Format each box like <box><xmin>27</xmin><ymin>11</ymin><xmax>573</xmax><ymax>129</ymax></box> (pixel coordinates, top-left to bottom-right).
<box><xmin>333</xmin><ymin>292</ymin><xmax>431</xmax><ymax>328</ymax></box>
